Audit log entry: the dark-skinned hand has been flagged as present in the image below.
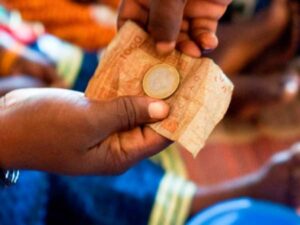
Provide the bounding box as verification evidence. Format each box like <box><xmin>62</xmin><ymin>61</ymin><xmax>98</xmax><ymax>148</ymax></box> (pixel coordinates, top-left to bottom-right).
<box><xmin>118</xmin><ymin>0</ymin><xmax>231</xmax><ymax>57</ymax></box>
<box><xmin>0</xmin><ymin>88</ymin><xmax>170</xmax><ymax>175</ymax></box>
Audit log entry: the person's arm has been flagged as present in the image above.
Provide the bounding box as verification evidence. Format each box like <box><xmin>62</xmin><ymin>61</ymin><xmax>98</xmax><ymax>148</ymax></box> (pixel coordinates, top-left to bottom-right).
<box><xmin>0</xmin><ymin>88</ymin><xmax>170</xmax><ymax>175</ymax></box>
<box><xmin>191</xmin><ymin>144</ymin><xmax>300</xmax><ymax>215</ymax></box>
<box><xmin>0</xmin><ymin>46</ymin><xmax>64</xmax><ymax>87</ymax></box>
<box><xmin>190</xmin><ymin>173</ymin><xmax>258</xmax><ymax>215</ymax></box>
<box><xmin>228</xmin><ymin>73</ymin><xmax>299</xmax><ymax>118</ymax></box>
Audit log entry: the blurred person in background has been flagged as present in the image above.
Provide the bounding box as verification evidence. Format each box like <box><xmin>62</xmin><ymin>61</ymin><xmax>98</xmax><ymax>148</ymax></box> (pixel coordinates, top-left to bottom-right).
<box><xmin>1</xmin><ymin>0</ymin><xmax>119</xmax><ymax>50</ymax></box>
<box><xmin>5</xmin><ymin>0</ymin><xmax>299</xmax><ymax>119</ymax></box>
<box><xmin>1</xmin><ymin>1</ymin><xmax>300</xmax><ymax>225</ymax></box>
<box><xmin>0</xmin><ymin>44</ymin><xmax>66</xmax><ymax>96</ymax></box>
<box><xmin>0</xmin><ymin>7</ymin><xmax>65</xmax><ymax>95</ymax></box>
<box><xmin>0</xmin><ymin>4</ymin><xmax>102</xmax><ymax>94</ymax></box>
<box><xmin>211</xmin><ymin>0</ymin><xmax>300</xmax><ymax>119</ymax></box>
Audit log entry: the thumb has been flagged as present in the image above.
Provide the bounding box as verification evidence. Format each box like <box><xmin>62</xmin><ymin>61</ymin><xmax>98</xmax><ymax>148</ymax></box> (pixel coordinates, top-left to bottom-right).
<box><xmin>148</xmin><ymin>0</ymin><xmax>186</xmax><ymax>54</ymax></box>
<box><xmin>101</xmin><ymin>96</ymin><xmax>169</xmax><ymax>134</ymax></box>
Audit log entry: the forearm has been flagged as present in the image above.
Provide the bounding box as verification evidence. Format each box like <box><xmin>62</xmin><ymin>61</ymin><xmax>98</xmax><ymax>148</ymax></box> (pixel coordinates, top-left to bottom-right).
<box><xmin>190</xmin><ymin>172</ymin><xmax>259</xmax><ymax>215</ymax></box>
<box><xmin>0</xmin><ymin>89</ymin><xmax>93</xmax><ymax>171</ymax></box>
<box><xmin>0</xmin><ymin>93</ymin><xmax>50</xmax><ymax>169</ymax></box>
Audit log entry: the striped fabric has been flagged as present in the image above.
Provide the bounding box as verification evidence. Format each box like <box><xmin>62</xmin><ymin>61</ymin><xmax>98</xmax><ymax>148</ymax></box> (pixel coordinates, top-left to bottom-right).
<box><xmin>151</xmin><ymin>144</ymin><xmax>187</xmax><ymax>177</ymax></box>
<box><xmin>148</xmin><ymin>174</ymin><xmax>196</xmax><ymax>225</ymax></box>
<box><xmin>149</xmin><ymin>145</ymin><xmax>197</xmax><ymax>225</ymax></box>
<box><xmin>56</xmin><ymin>44</ymin><xmax>83</xmax><ymax>87</ymax></box>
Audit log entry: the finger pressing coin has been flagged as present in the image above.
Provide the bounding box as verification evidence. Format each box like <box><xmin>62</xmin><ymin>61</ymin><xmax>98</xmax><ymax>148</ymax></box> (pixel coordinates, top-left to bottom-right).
<box><xmin>142</xmin><ymin>64</ymin><xmax>180</xmax><ymax>99</ymax></box>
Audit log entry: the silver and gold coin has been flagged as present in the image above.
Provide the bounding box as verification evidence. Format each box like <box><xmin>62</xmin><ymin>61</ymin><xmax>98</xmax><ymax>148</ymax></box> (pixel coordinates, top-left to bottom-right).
<box><xmin>142</xmin><ymin>64</ymin><xmax>180</xmax><ymax>99</ymax></box>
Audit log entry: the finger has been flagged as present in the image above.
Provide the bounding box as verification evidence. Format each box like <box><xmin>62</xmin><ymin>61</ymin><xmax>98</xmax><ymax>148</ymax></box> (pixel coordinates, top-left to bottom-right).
<box><xmin>184</xmin><ymin>0</ymin><xmax>229</xmax><ymax>19</ymax></box>
<box><xmin>100</xmin><ymin>96</ymin><xmax>169</xmax><ymax>134</ymax></box>
<box><xmin>194</xmin><ymin>31</ymin><xmax>219</xmax><ymax>52</ymax></box>
<box><xmin>191</xmin><ymin>18</ymin><xmax>219</xmax><ymax>51</ymax></box>
<box><xmin>117</xmin><ymin>0</ymin><xmax>149</xmax><ymax>29</ymax></box>
<box><xmin>191</xmin><ymin>18</ymin><xmax>218</xmax><ymax>34</ymax></box>
<box><xmin>118</xmin><ymin>126</ymin><xmax>172</xmax><ymax>162</ymax></box>
<box><xmin>148</xmin><ymin>0</ymin><xmax>187</xmax><ymax>54</ymax></box>
<box><xmin>181</xmin><ymin>19</ymin><xmax>189</xmax><ymax>32</ymax></box>
<box><xmin>177</xmin><ymin>32</ymin><xmax>201</xmax><ymax>57</ymax></box>
<box><xmin>85</xmin><ymin>127</ymin><xmax>171</xmax><ymax>174</ymax></box>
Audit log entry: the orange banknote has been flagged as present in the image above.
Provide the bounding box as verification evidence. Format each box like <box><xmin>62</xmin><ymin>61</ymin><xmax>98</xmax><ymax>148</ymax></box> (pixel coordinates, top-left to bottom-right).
<box><xmin>86</xmin><ymin>21</ymin><xmax>234</xmax><ymax>156</ymax></box>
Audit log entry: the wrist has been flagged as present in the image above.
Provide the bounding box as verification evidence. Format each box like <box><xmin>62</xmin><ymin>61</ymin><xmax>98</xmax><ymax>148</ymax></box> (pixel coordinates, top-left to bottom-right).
<box><xmin>190</xmin><ymin>174</ymin><xmax>259</xmax><ymax>215</ymax></box>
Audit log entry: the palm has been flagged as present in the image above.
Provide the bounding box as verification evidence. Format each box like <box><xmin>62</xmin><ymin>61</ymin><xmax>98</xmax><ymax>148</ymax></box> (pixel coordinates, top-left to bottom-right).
<box><xmin>92</xmin><ymin>126</ymin><xmax>170</xmax><ymax>174</ymax></box>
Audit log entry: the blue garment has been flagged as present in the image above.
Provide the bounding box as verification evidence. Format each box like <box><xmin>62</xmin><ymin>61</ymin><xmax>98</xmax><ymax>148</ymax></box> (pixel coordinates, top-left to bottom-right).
<box><xmin>0</xmin><ymin>161</ymin><xmax>164</xmax><ymax>225</ymax></box>
<box><xmin>72</xmin><ymin>51</ymin><xmax>98</xmax><ymax>92</ymax></box>
<box><xmin>0</xmin><ymin>171</ymin><xmax>48</xmax><ymax>225</ymax></box>
<box><xmin>46</xmin><ymin>161</ymin><xmax>164</xmax><ymax>225</ymax></box>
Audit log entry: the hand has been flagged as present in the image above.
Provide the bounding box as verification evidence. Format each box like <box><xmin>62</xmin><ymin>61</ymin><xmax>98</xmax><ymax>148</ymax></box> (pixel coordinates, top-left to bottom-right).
<box><xmin>251</xmin><ymin>144</ymin><xmax>300</xmax><ymax>206</ymax></box>
<box><xmin>10</xmin><ymin>57</ymin><xmax>66</xmax><ymax>88</ymax></box>
<box><xmin>228</xmin><ymin>73</ymin><xmax>299</xmax><ymax>118</ymax></box>
<box><xmin>118</xmin><ymin>0</ymin><xmax>231</xmax><ymax>57</ymax></box>
<box><xmin>0</xmin><ymin>88</ymin><xmax>170</xmax><ymax>175</ymax></box>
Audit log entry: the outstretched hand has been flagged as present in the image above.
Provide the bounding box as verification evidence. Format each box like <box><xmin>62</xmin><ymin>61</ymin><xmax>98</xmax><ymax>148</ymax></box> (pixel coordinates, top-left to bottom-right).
<box><xmin>0</xmin><ymin>88</ymin><xmax>170</xmax><ymax>175</ymax></box>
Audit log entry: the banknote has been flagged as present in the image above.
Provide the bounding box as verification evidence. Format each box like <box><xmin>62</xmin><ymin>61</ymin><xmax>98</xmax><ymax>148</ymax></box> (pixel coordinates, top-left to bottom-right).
<box><xmin>85</xmin><ymin>21</ymin><xmax>234</xmax><ymax>156</ymax></box>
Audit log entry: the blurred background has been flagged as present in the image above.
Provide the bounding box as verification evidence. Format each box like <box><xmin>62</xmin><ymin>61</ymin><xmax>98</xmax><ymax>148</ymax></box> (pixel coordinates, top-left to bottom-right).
<box><xmin>0</xmin><ymin>0</ymin><xmax>299</xmax><ymax>225</ymax></box>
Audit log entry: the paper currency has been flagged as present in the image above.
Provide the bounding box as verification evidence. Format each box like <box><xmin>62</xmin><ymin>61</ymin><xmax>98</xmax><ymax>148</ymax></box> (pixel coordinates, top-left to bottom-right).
<box><xmin>85</xmin><ymin>21</ymin><xmax>234</xmax><ymax>157</ymax></box>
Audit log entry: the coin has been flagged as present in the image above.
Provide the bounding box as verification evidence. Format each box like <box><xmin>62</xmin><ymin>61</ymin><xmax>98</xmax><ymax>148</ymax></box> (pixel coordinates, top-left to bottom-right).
<box><xmin>143</xmin><ymin>64</ymin><xmax>180</xmax><ymax>99</ymax></box>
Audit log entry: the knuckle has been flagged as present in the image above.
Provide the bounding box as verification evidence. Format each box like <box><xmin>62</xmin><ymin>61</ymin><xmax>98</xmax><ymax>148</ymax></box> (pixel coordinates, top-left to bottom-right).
<box><xmin>115</xmin><ymin>97</ymin><xmax>137</xmax><ymax>130</ymax></box>
<box><xmin>149</xmin><ymin>0</ymin><xmax>185</xmax><ymax>41</ymax></box>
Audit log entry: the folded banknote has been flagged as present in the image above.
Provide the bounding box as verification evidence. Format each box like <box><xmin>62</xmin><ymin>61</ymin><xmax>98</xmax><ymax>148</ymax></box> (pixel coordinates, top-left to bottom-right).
<box><xmin>85</xmin><ymin>21</ymin><xmax>234</xmax><ymax>157</ymax></box>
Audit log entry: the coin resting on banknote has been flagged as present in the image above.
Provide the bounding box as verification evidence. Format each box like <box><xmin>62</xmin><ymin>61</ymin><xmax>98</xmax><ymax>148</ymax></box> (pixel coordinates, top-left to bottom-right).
<box><xmin>142</xmin><ymin>64</ymin><xmax>180</xmax><ymax>99</ymax></box>
<box><xmin>85</xmin><ymin>21</ymin><xmax>234</xmax><ymax>157</ymax></box>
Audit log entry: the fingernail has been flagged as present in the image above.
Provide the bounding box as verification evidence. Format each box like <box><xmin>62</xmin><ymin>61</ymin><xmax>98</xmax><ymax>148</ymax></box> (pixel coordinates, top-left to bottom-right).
<box><xmin>200</xmin><ymin>33</ymin><xmax>218</xmax><ymax>51</ymax></box>
<box><xmin>148</xmin><ymin>101</ymin><xmax>169</xmax><ymax>119</ymax></box>
<box><xmin>156</xmin><ymin>41</ymin><xmax>176</xmax><ymax>55</ymax></box>
<box><xmin>282</xmin><ymin>75</ymin><xmax>299</xmax><ymax>102</ymax></box>
<box><xmin>201</xmin><ymin>48</ymin><xmax>213</xmax><ymax>55</ymax></box>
